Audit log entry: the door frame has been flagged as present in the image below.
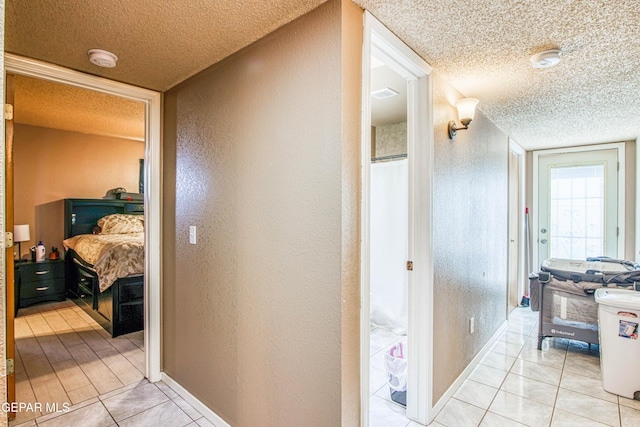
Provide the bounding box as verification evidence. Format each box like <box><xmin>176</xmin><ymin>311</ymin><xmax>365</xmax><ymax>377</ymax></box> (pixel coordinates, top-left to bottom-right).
<box><xmin>4</xmin><ymin>54</ymin><xmax>162</xmax><ymax>382</ymax></box>
<box><xmin>637</xmin><ymin>144</ymin><xmax>640</xmax><ymax>264</ymax></box>
<box><xmin>507</xmin><ymin>139</ymin><xmax>526</xmax><ymax>313</ymax></box>
<box><xmin>532</xmin><ymin>142</ymin><xmax>625</xmax><ymax>269</ymax></box>
<box><xmin>361</xmin><ymin>12</ymin><xmax>434</xmax><ymax>425</ymax></box>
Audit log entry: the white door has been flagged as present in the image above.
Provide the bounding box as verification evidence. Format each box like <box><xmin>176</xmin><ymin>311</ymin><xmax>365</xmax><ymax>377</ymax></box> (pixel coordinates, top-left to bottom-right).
<box><xmin>507</xmin><ymin>148</ymin><xmax>521</xmax><ymax>310</ymax></box>
<box><xmin>537</xmin><ymin>148</ymin><xmax>619</xmax><ymax>264</ymax></box>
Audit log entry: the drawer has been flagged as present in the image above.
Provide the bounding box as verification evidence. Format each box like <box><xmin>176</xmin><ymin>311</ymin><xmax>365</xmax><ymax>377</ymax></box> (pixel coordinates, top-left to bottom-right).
<box><xmin>20</xmin><ymin>278</ymin><xmax>65</xmax><ymax>300</ymax></box>
<box><xmin>118</xmin><ymin>301</ymin><xmax>144</xmax><ymax>323</ymax></box>
<box><xmin>19</xmin><ymin>261</ymin><xmax>65</xmax><ymax>281</ymax></box>
<box><xmin>119</xmin><ymin>281</ymin><xmax>144</xmax><ymax>303</ymax></box>
<box><xmin>124</xmin><ymin>203</ymin><xmax>144</xmax><ymax>214</ymax></box>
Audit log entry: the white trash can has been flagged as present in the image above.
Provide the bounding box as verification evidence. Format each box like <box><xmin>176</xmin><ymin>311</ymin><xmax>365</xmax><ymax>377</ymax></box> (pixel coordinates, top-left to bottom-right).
<box><xmin>383</xmin><ymin>341</ymin><xmax>407</xmax><ymax>406</ymax></box>
<box><xmin>595</xmin><ymin>288</ymin><xmax>640</xmax><ymax>399</ymax></box>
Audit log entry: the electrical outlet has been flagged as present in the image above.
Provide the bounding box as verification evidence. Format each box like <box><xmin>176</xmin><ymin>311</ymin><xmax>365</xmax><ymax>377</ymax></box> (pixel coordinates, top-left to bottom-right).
<box><xmin>469</xmin><ymin>317</ymin><xmax>475</xmax><ymax>334</ymax></box>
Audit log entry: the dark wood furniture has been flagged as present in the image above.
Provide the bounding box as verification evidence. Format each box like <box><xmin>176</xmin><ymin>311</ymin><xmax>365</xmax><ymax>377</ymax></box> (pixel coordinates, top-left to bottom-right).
<box><xmin>16</xmin><ymin>259</ymin><xmax>66</xmax><ymax>313</ymax></box>
<box><xmin>64</xmin><ymin>198</ymin><xmax>144</xmax><ymax>337</ymax></box>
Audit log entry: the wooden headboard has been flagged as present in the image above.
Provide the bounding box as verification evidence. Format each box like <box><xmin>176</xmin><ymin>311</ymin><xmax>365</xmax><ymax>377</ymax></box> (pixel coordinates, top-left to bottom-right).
<box><xmin>64</xmin><ymin>198</ymin><xmax>144</xmax><ymax>238</ymax></box>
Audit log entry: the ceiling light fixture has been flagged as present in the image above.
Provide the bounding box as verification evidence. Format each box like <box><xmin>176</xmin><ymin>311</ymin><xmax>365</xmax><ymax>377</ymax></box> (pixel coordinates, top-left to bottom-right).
<box><xmin>530</xmin><ymin>48</ymin><xmax>562</xmax><ymax>68</ymax></box>
<box><xmin>88</xmin><ymin>49</ymin><xmax>118</xmax><ymax>68</ymax></box>
<box><xmin>448</xmin><ymin>98</ymin><xmax>479</xmax><ymax>140</ymax></box>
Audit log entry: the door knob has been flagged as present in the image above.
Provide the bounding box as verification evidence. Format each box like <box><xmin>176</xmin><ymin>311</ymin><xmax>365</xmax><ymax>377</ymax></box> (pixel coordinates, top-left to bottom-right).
<box><xmin>540</xmin><ymin>239</ymin><xmax>548</xmax><ymax>244</ymax></box>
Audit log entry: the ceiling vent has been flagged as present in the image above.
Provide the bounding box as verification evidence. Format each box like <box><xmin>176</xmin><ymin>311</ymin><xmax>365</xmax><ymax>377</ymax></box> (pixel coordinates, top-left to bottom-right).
<box><xmin>88</xmin><ymin>49</ymin><xmax>118</xmax><ymax>68</ymax></box>
<box><xmin>371</xmin><ymin>87</ymin><xmax>399</xmax><ymax>100</ymax></box>
<box><xmin>530</xmin><ymin>49</ymin><xmax>562</xmax><ymax>68</ymax></box>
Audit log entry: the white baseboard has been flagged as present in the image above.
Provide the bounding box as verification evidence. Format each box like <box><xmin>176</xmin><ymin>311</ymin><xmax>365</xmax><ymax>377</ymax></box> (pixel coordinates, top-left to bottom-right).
<box><xmin>160</xmin><ymin>319</ymin><xmax>507</xmax><ymax>427</ymax></box>
<box><xmin>431</xmin><ymin>320</ymin><xmax>509</xmax><ymax>417</ymax></box>
<box><xmin>161</xmin><ymin>373</ymin><xmax>231</xmax><ymax>427</ymax></box>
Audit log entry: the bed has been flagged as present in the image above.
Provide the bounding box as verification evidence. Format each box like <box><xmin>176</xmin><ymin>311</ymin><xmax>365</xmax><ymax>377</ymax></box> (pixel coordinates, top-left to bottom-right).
<box><xmin>63</xmin><ymin>198</ymin><xmax>145</xmax><ymax>337</ymax></box>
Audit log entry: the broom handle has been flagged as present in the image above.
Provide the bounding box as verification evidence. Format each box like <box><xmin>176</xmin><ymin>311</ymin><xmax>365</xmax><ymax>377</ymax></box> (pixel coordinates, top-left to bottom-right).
<box><xmin>525</xmin><ymin>207</ymin><xmax>531</xmax><ymax>275</ymax></box>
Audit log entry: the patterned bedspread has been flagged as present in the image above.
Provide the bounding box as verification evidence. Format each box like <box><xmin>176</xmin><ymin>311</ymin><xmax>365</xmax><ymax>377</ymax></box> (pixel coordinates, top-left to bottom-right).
<box><xmin>63</xmin><ymin>233</ymin><xmax>144</xmax><ymax>292</ymax></box>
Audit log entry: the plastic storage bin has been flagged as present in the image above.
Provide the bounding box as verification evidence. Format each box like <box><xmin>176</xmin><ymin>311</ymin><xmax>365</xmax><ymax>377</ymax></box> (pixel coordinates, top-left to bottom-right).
<box><xmin>595</xmin><ymin>288</ymin><xmax>640</xmax><ymax>399</ymax></box>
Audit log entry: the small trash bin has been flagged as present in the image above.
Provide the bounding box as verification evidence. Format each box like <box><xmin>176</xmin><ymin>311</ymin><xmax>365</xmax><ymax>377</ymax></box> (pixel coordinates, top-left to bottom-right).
<box><xmin>595</xmin><ymin>288</ymin><xmax>640</xmax><ymax>399</ymax></box>
<box><xmin>384</xmin><ymin>341</ymin><xmax>407</xmax><ymax>406</ymax></box>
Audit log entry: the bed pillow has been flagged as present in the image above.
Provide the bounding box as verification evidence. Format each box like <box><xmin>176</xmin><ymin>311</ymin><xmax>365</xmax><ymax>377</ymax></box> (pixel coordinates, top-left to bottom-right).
<box><xmin>97</xmin><ymin>214</ymin><xmax>144</xmax><ymax>234</ymax></box>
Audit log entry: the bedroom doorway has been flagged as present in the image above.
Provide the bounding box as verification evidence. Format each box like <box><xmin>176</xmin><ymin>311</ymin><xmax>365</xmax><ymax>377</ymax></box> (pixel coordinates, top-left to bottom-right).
<box><xmin>4</xmin><ymin>54</ymin><xmax>162</xmax><ymax>393</ymax></box>
<box><xmin>361</xmin><ymin>13</ymin><xmax>434</xmax><ymax>426</ymax></box>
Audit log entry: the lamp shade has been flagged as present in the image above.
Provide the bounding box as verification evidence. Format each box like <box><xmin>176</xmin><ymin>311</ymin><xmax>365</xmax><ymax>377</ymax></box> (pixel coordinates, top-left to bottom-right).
<box><xmin>455</xmin><ymin>98</ymin><xmax>479</xmax><ymax>123</ymax></box>
<box><xmin>14</xmin><ymin>224</ymin><xmax>30</xmax><ymax>242</ymax></box>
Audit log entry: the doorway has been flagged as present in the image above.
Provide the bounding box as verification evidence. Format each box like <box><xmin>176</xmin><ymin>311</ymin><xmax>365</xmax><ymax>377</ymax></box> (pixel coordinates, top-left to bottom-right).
<box><xmin>507</xmin><ymin>141</ymin><xmax>525</xmax><ymax>312</ymax></box>
<box><xmin>532</xmin><ymin>143</ymin><xmax>625</xmax><ymax>269</ymax></box>
<box><xmin>361</xmin><ymin>13</ymin><xmax>434</xmax><ymax>426</ymax></box>
<box><xmin>368</xmin><ymin>55</ymin><xmax>410</xmax><ymax>422</ymax></box>
<box><xmin>4</xmin><ymin>55</ymin><xmax>162</xmax><ymax>390</ymax></box>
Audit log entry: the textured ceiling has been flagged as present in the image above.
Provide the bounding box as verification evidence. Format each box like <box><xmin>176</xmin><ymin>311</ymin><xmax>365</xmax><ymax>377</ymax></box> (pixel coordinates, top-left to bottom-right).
<box><xmin>371</xmin><ymin>61</ymin><xmax>407</xmax><ymax>126</ymax></box>
<box><xmin>6</xmin><ymin>0</ymin><xmax>639</xmax><ymax>150</ymax></box>
<box><xmin>14</xmin><ymin>75</ymin><xmax>145</xmax><ymax>140</ymax></box>
<box><xmin>354</xmin><ymin>0</ymin><xmax>640</xmax><ymax>150</ymax></box>
<box><xmin>5</xmin><ymin>0</ymin><xmax>326</xmax><ymax>92</ymax></box>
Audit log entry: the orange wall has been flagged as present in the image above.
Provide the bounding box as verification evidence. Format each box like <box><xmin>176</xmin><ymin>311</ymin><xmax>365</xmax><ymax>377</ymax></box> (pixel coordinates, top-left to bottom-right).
<box><xmin>13</xmin><ymin>123</ymin><xmax>144</xmax><ymax>259</ymax></box>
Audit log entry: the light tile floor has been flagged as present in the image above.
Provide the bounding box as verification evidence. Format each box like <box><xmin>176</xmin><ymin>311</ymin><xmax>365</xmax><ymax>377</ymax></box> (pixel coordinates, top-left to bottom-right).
<box><xmin>9</xmin><ymin>300</ymin><xmax>207</xmax><ymax>427</ymax></box>
<box><xmin>370</xmin><ymin>307</ymin><xmax>640</xmax><ymax>426</ymax></box>
<box><xmin>14</xmin><ymin>302</ymin><xmax>640</xmax><ymax>426</ymax></box>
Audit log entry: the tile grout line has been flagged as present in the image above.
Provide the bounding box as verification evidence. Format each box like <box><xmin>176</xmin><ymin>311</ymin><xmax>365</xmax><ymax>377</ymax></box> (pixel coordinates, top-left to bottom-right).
<box><xmin>11</xmin><ymin>302</ymin><xmax>151</xmax><ymax>427</ymax></box>
<box><xmin>21</xmin><ymin>309</ymin><xmax>75</xmax><ymax>422</ymax></box>
<box><xmin>475</xmin><ymin>320</ymin><xmax>532</xmax><ymax>426</ymax></box>
<box><xmin>110</xmin><ymin>395</ymin><xmax>192</xmax><ymax>426</ymax></box>
<box><xmin>544</xmin><ymin>329</ymin><xmax>566</xmax><ymax>426</ymax></box>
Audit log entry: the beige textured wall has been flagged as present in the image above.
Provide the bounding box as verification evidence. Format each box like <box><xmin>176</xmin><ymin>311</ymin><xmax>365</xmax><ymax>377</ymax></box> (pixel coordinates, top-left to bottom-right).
<box><xmin>373</xmin><ymin>122</ymin><xmax>407</xmax><ymax>158</ymax></box>
<box><xmin>340</xmin><ymin>1</ymin><xmax>363</xmax><ymax>425</ymax></box>
<box><xmin>13</xmin><ymin>124</ymin><xmax>143</xmax><ymax>256</ymax></box>
<box><xmin>163</xmin><ymin>1</ymin><xmax>361</xmax><ymax>425</ymax></box>
<box><xmin>432</xmin><ymin>73</ymin><xmax>509</xmax><ymax>404</ymax></box>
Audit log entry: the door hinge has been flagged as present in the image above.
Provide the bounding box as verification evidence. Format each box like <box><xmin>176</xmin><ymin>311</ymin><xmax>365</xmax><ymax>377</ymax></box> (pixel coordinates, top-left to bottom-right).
<box><xmin>406</xmin><ymin>261</ymin><xmax>413</xmax><ymax>271</ymax></box>
<box><xmin>5</xmin><ymin>231</ymin><xmax>13</xmax><ymax>248</ymax></box>
<box><xmin>4</xmin><ymin>104</ymin><xmax>13</xmax><ymax>121</ymax></box>
<box><xmin>6</xmin><ymin>358</ymin><xmax>14</xmax><ymax>375</ymax></box>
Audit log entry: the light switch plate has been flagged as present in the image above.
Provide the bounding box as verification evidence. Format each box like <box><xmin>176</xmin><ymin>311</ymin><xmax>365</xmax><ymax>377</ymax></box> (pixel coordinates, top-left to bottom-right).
<box><xmin>189</xmin><ymin>226</ymin><xmax>196</xmax><ymax>244</ymax></box>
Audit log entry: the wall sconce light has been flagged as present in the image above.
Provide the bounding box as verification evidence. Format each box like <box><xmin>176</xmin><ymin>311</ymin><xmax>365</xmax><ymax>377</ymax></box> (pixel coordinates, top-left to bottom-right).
<box><xmin>448</xmin><ymin>98</ymin><xmax>479</xmax><ymax>140</ymax></box>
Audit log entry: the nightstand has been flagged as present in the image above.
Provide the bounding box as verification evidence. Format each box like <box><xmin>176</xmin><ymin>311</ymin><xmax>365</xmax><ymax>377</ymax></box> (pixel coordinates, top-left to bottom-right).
<box><xmin>15</xmin><ymin>259</ymin><xmax>66</xmax><ymax>312</ymax></box>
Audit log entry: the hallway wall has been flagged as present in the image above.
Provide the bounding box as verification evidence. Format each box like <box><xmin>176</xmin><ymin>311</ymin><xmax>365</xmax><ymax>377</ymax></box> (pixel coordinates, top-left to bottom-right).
<box><xmin>432</xmin><ymin>74</ymin><xmax>510</xmax><ymax>404</ymax></box>
<box><xmin>162</xmin><ymin>1</ymin><xmax>361</xmax><ymax>425</ymax></box>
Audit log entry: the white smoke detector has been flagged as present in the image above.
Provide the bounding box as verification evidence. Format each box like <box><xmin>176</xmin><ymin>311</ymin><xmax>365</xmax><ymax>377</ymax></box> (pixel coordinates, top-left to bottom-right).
<box><xmin>88</xmin><ymin>49</ymin><xmax>118</xmax><ymax>68</ymax></box>
<box><xmin>530</xmin><ymin>49</ymin><xmax>562</xmax><ymax>68</ymax></box>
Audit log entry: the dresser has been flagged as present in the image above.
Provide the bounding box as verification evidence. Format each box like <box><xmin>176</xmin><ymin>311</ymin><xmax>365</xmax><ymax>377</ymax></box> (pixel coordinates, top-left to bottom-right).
<box><xmin>16</xmin><ymin>259</ymin><xmax>66</xmax><ymax>311</ymax></box>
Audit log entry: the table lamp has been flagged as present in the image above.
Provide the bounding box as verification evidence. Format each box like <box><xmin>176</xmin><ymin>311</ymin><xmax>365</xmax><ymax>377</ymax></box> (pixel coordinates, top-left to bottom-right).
<box><xmin>14</xmin><ymin>224</ymin><xmax>30</xmax><ymax>262</ymax></box>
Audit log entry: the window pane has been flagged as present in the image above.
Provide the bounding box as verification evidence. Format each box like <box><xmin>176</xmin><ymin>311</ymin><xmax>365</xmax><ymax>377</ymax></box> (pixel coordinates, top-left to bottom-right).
<box><xmin>549</xmin><ymin>164</ymin><xmax>604</xmax><ymax>259</ymax></box>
